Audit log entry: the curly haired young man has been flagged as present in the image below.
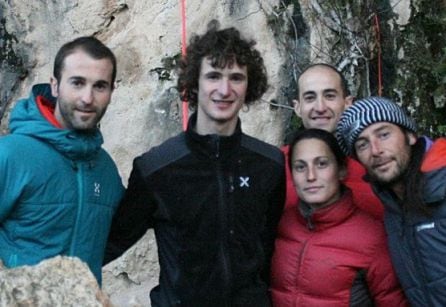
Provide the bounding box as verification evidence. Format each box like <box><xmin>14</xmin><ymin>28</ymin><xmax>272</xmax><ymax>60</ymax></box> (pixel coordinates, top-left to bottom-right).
<box><xmin>106</xmin><ymin>20</ymin><xmax>285</xmax><ymax>307</ymax></box>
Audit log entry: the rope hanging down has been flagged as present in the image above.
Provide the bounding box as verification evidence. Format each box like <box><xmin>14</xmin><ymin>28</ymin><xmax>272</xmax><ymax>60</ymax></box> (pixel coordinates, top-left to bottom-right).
<box><xmin>374</xmin><ymin>13</ymin><xmax>383</xmax><ymax>96</ymax></box>
<box><xmin>180</xmin><ymin>0</ymin><xmax>188</xmax><ymax>130</ymax></box>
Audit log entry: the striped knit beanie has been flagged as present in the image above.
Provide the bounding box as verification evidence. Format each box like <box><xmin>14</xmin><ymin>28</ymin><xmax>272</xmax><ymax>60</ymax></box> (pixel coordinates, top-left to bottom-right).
<box><xmin>336</xmin><ymin>96</ymin><xmax>417</xmax><ymax>155</ymax></box>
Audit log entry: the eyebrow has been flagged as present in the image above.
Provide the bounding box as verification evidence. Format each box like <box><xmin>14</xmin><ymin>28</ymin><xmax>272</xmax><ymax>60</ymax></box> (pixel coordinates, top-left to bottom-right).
<box><xmin>202</xmin><ymin>70</ymin><xmax>221</xmax><ymax>76</ymax></box>
<box><xmin>302</xmin><ymin>90</ymin><xmax>316</xmax><ymax>96</ymax></box>
<box><xmin>294</xmin><ymin>156</ymin><xmax>330</xmax><ymax>162</ymax></box>
<box><xmin>68</xmin><ymin>76</ymin><xmax>110</xmax><ymax>86</ymax></box>
<box><xmin>356</xmin><ymin>124</ymin><xmax>391</xmax><ymax>143</ymax></box>
<box><xmin>94</xmin><ymin>80</ymin><xmax>111</xmax><ymax>87</ymax></box>
<box><xmin>229</xmin><ymin>72</ymin><xmax>247</xmax><ymax>79</ymax></box>
<box><xmin>68</xmin><ymin>76</ymin><xmax>86</xmax><ymax>82</ymax></box>
<box><xmin>322</xmin><ymin>88</ymin><xmax>338</xmax><ymax>94</ymax></box>
<box><xmin>302</xmin><ymin>88</ymin><xmax>338</xmax><ymax>96</ymax></box>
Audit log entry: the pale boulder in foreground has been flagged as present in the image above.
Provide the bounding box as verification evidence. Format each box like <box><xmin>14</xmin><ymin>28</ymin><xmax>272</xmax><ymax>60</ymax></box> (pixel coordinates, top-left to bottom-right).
<box><xmin>0</xmin><ymin>256</ymin><xmax>112</xmax><ymax>307</ymax></box>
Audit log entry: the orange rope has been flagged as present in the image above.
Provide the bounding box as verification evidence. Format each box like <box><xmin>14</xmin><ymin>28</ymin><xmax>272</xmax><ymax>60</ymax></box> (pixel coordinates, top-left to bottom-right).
<box><xmin>374</xmin><ymin>13</ymin><xmax>383</xmax><ymax>96</ymax></box>
<box><xmin>180</xmin><ymin>0</ymin><xmax>188</xmax><ymax>130</ymax></box>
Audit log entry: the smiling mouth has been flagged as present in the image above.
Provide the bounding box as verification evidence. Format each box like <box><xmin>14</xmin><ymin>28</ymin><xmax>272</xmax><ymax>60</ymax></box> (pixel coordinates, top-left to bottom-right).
<box><xmin>372</xmin><ymin>160</ymin><xmax>393</xmax><ymax>170</ymax></box>
<box><xmin>76</xmin><ymin>109</ymin><xmax>96</xmax><ymax>117</ymax></box>
<box><xmin>213</xmin><ymin>99</ymin><xmax>234</xmax><ymax>104</ymax></box>
<box><xmin>76</xmin><ymin>108</ymin><xmax>95</xmax><ymax>113</ymax></box>
<box><xmin>312</xmin><ymin>117</ymin><xmax>331</xmax><ymax>121</ymax></box>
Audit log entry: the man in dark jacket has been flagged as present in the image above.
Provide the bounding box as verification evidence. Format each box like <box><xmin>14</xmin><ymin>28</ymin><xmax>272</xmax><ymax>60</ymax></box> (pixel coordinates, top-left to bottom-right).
<box><xmin>336</xmin><ymin>96</ymin><xmax>446</xmax><ymax>306</ymax></box>
<box><xmin>105</xmin><ymin>20</ymin><xmax>286</xmax><ymax>306</ymax></box>
<box><xmin>0</xmin><ymin>36</ymin><xmax>124</xmax><ymax>284</ymax></box>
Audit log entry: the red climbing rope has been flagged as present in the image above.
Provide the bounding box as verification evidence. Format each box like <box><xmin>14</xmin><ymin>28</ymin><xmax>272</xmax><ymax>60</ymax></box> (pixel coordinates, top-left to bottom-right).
<box><xmin>374</xmin><ymin>13</ymin><xmax>383</xmax><ymax>96</ymax></box>
<box><xmin>180</xmin><ymin>0</ymin><xmax>188</xmax><ymax>130</ymax></box>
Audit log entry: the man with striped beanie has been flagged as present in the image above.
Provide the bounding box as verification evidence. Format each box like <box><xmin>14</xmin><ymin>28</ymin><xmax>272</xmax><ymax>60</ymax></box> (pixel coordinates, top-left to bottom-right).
<box><xmin>336</xmin><ymin>96</ymin><xmax>446</xmax><ymax>306</ymax></box>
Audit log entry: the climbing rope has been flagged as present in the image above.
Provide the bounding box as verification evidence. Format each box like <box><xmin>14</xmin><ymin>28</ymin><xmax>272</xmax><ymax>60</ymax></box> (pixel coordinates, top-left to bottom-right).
<box><xmin>374</xmin><ymin>13</ymin><xmax>383</xmax><ymax>96</ymax></box>
<box><xmin>180</xmin><ymin>0</ymin><xmax>188</xmax><ymax>130</ymax></box>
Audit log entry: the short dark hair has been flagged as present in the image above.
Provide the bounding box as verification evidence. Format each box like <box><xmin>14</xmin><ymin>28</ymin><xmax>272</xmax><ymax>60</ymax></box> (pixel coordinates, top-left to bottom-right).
<box><xmin>177</xmin><ymin>20</ymin><xmax>268</xmax><ymax>109</ymax></box>
<box><xmin>53</xmin><ymin>36</ymin><xmax>117</xmax><ymax>86</ymax></box>
<box><xmin>297</xmin><ymin>63</ymin><xmax>350</xmax><ymax>97</ymax></box>
<box><xmin>288</xmin><ymin>128</ymin><xmax>347</xmax><ymax>172</ymax></box>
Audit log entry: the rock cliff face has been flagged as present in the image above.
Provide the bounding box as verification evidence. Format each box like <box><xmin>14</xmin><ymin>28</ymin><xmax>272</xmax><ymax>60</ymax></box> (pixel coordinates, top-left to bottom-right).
<box><xmin>0</xmin><ymin>257</ymin><xmax>111</xmax><ymax>306</ymax></box>
<box><xmin>0</xmin><ymin>0</ymin><xmax>292</xmax><ymax>178</ymax></box>
<box><xmin>0</xmin><ymin>2</ymin><xmax>292</xmax><ymax>305</ymax></box>
<box><xmin>0</xmin><ymin>0</ymin><xmax>444</xmax><ymax>306</ymax></box>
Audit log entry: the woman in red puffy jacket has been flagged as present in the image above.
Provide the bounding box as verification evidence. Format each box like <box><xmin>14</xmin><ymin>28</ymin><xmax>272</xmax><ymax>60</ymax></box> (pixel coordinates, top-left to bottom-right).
<box><xmin>270</xmin><ymin>129</ymin><xmax>407</xmax><ymax>306</ymax></box>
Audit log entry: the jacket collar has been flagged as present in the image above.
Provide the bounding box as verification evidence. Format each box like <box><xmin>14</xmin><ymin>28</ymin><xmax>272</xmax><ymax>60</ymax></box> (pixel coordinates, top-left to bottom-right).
<box><xmin>421</xmin><ymin>138</ymin><xmax>446</xmax><ymax>172</ymax></box>
<box><xmin>9</xmin><ymin>83</ymin><xmax>103</xmax><ymax>161</ymax></box>
<box><xmin>185</xmin><ymin>112</ymin><xmax>242</xmax><ymax>159</ymax></box>
<box><xmin>420</xmin><ymin>138</ymin><xmax>446</xmax><ymax>204</ymax></box>
<box><xmin>298</xmin><ymin>187</ymin><xmax>356</xmax><ymax>231</ymax></box>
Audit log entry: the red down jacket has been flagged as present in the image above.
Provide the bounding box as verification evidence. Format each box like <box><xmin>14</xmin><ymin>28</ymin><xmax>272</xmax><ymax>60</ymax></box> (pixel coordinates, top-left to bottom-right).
<box><xmin>270</xmin><ymin>189</ymin><xmax>407</xmax><ymax>307</ymax></box>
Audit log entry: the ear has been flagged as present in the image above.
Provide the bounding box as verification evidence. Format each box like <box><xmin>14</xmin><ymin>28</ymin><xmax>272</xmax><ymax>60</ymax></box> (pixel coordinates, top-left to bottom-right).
<box><xmin>50</xmin><ymin>77</ymin><xmax>59</xmax><ymax>98</ymax></box>
<box><xmin>344</xmin><ymin>95</ymin><xmax>353</xmax><ymax>109</ymax></box>
<box><xmin>293</xmin><ymin>99</ymin><xmax>302</xmax><ymax>118</ymax></box>
<box><xmin>338</xmin><ymin>165</ymin><xmax>347</xmax><ymax>181</ymax></box>
<box><xmin>407</xmin><ymin>132</ymin><xmax>417</xmax><ymax>145</ymax></box>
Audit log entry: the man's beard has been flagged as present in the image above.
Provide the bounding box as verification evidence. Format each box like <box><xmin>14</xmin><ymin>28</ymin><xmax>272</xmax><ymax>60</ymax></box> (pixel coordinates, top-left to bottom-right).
<box><xmin>367</xmin><ymin>158</ymin><xmax>409</xmax><ymax>187</ymax></box>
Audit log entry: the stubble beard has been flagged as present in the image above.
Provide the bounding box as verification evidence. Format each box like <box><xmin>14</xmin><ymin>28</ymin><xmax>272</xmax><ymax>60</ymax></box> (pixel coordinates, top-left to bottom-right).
<box><xmin>367</xmin><ymin>158</ymin><xmax>409</xmax><ymax>189</ymax></box>
<box><xmin>58</xmin><ymin>98</ymin><xmax>105</xmax><ymax>131</ymax></box>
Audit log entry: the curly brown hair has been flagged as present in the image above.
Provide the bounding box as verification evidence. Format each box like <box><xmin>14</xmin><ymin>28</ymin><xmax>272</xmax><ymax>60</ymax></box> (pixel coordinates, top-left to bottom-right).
<box><xmin>177</xmin><ymin>20</ymin><xmax>268</xmax><ymax>109</ymax></box>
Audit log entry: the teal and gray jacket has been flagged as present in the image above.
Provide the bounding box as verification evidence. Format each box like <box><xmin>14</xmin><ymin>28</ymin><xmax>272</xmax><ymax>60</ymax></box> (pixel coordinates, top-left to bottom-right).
<box><xmin>0</xmin><ymin>84</ymin><xmax>124</xmax><ymax>284</ymax></box>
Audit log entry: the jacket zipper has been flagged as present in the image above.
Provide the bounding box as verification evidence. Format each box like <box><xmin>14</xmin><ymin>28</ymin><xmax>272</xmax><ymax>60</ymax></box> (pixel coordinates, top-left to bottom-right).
<box><xmin>215</xmin><ymin>136</ymin><xmax>231</xmax><ymax>304</ymax></box>
<box><xmin>410</xmin><ymin>215</ymin><xmax>436</xmax><ymax>306</ymax></box>
<box><xmin>397</xmin><ymin>200</ymin><xmax>435</xmax><ymax>306</ymax></box>
<box><xmin>296</xmin><ymin>237</ymin><xmax>311</xmax><ymax>305</ymax></box>
<box><xmin>69</xmin><ymin>161</ymin><xmax>84</xmax><ymax>255</ymax></box>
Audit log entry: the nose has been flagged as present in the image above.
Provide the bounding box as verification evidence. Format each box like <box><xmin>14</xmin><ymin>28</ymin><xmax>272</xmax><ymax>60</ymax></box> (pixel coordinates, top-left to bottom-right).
<box><xmin>370</xmin><ymin>139</ymin><xmax>383</xmax><ymax>156</ymax></box>
<box><xmin>217</xmin><ymin>79</ymin><xmax>231</xmax><ymax>97</ymax></box>
<box><xmin>306</xmin><ymin>166</ymin><xmax>316</xmax><ymax>181</ymax></box>
<box><xmin>314</xmin><ymin>97</ymin><xmax>327</xmax><ymax>112</ymax></box>
<box><xmin>81</xmin><ymin>87</ymin><xmax>94</xmax><ymax>104</ymax></box>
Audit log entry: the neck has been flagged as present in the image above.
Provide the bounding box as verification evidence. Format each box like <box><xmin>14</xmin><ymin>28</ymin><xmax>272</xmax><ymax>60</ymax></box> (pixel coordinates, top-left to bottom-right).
<box><xmin>54</xmin><ymin>102</ymin><xmax>68</xmax><ymax>129</ymax></box>
<box><xmin>195</xmin><ymin>114</ymin><xmax>238</xmax><ymax>136</ymax></box>
<box><xmin>308</xmin><ymin>188</ymin><xmax>343</xmax><ymax>211</ymax></box>
<box><xmin>390</xmin><ymin>182</ymin><xmax>405</xmax><ymax>200</ymax></box>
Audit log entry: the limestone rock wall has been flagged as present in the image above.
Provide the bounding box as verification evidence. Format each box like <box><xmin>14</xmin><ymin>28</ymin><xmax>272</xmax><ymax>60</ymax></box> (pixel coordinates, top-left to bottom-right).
<box><xmin>0</xmin><ymin>0</ymin><xmax>292</xmax><ymax>178</ymax></box>
<box><xmin>0</xmin><ymin>1</ymin><xmax>292</xmax><ymax>306</ymax></box>
<box><xmin>0</xmin><ymin>256</ymin><xmax>111</xmax><ymax>306</ymax></box>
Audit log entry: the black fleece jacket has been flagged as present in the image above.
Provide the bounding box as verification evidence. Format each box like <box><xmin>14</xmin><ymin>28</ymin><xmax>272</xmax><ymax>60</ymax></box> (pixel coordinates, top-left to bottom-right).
<box><xmin>105</xmin><ymin>113</ymin><xmax>285</xmax><ymax>307</ymax></box>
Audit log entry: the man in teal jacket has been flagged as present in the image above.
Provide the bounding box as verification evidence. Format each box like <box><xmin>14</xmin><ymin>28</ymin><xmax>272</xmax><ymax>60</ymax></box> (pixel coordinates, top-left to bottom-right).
<box><xmin>0</xmin><ymin>36</ymin><xmax>124</xmax><ymax>284</ymax></box>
